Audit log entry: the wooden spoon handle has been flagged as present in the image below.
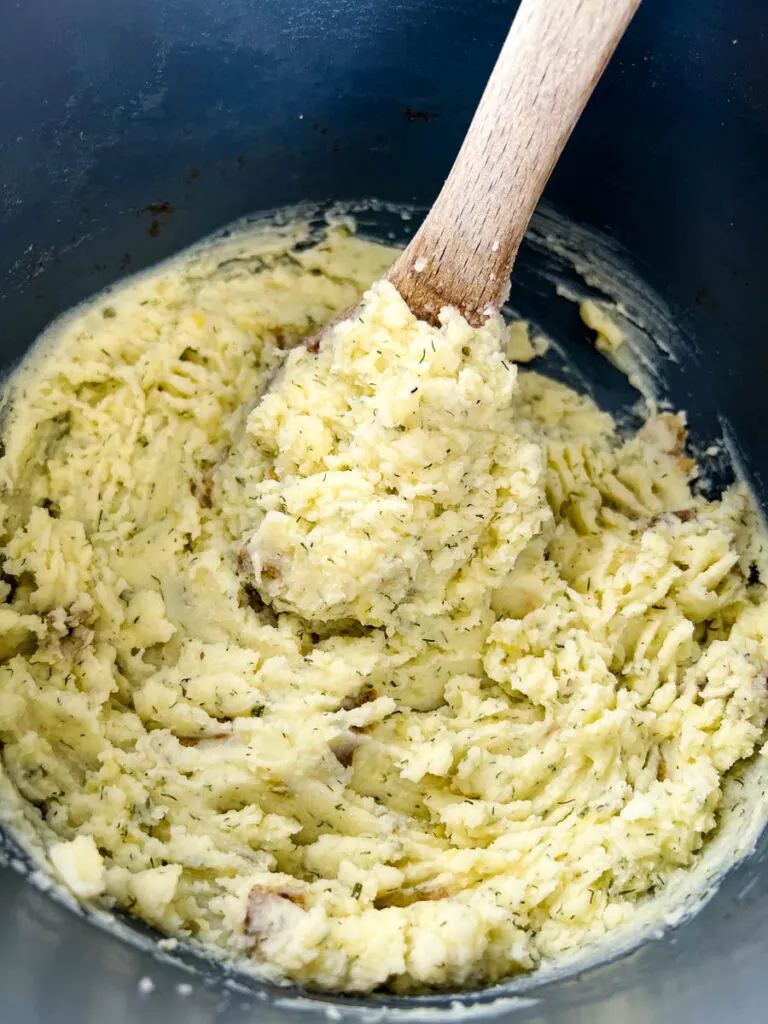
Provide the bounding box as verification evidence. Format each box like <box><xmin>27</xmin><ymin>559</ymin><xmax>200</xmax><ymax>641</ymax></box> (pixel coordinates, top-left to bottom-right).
<box><xmin>387</xmin><ymin>0</ymin><xmax>641</xmax><ymax>325</ymax></box>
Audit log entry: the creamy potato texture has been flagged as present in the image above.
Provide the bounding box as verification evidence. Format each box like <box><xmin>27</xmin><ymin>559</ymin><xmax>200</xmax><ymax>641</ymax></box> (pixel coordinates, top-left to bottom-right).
<box><xmin>1</xmin><ymin>220</ymin><xmax>767</xmax><ymax>994</ymax></box>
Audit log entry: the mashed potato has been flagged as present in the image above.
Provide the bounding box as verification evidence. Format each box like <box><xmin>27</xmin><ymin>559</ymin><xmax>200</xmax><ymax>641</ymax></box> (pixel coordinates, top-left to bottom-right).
<box><xmin>0</xmin><ymin>219</ymin><xmax>767</xmax><ymax>994</ymax></box>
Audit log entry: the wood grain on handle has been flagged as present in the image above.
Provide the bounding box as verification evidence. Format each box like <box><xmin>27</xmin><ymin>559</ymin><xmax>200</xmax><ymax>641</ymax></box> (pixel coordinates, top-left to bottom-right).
<box><xmin>387</xmin><ymin>0</ymin><xmax>641</xmax><ymax>325</ymax></box>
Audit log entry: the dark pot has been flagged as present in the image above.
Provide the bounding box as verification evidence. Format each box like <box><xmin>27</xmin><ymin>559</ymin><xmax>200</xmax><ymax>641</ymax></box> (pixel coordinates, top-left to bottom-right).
<box><xmin>1</xmin><ymin>1</ymin><xmax>767</xmax><ymax>1021</ymax></box>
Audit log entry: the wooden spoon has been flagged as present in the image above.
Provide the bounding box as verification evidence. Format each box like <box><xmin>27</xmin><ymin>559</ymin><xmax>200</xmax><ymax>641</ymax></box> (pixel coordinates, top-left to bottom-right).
<box><xmin>307</xmin><ymin>0</ymin><xmax>640</xmax><ymax>349</ymax></box>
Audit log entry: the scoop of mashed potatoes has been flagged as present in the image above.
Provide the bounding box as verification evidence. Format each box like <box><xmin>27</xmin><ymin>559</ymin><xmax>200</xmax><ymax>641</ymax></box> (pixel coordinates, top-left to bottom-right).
<box><xmin>0</xmin><ymin>219</ymin><xmax>767</xmax><ymax>994</ymax></box>
<box><xmin>241</xmin><ymin>280</ymin><xmax>549</xmax><ymax>627</ymax></box>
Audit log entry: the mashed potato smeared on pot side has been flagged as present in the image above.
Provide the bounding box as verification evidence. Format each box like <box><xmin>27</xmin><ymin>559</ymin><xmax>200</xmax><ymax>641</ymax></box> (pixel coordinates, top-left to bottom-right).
<box><xmin>1</xmin><ymin>220</ymin><xmax>768</xmax><ymax>994</ymax></box>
